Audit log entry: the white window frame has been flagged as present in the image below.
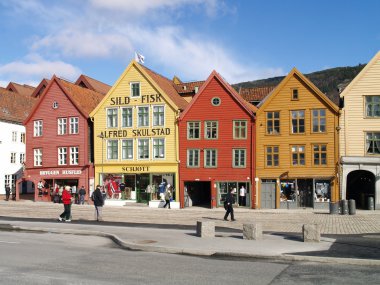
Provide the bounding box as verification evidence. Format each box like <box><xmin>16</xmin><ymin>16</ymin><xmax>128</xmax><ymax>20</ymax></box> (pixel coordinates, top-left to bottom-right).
<box><xmin>70</xmin><ymin>147</ymin><xmax>79</xmax><ymax>165</ymax></box>
<box><xmin>138</xmin><ymin>106</ymin><xmax>150</xmax><ymax>127</ymax></box>
<box><xmin>122</xmin><ymin>139</ymin><xmax>134</xmax><ymax>160</ymax></box>
<box><xmin>152</xmin><ymin>105</ymin><xmax>165</xmax><ymax>127</ymax></box>
<box><xmin>20</xmin><ymin>153</ymin><xmax>25</xmax><ymax>164</ymax></box>
<box><xmin>34</xmin><ymin>148</ymin><xmax>42</xmax><ymax>166</ymax></box>
<box><xmin>138</xmin><ymin>138</ymin><xmax>150</xmax><ymax>160</ymax></box>
<box><xmin>34</xmin><ymin>120</ymin><xmax>43</xmax><ymax>137</ymax></box>
<box><xmin>58</xmin><ymin>147</ymin><xmax>67</xmax><ymax>165</ymax></box>
<box><xmin>121</xmin><ymin>107</ymin><xmax>133</xmax><ymax>128</ymax></box>
<box><xmin>58</xmin><ymin>118</ymin><xmax>67</xmax><ymax>135</ymax></box>
<box><xmin>107</xmin><ymin>140</ymin><xmax>119</xmax><ymax>160</ymax></box>
<box><xmin>12</xmin><ymin>131</ymin><xmax>17</xmax><ymax>142</ymax></box>
<box><xmin>153</xmin><ymin>138</ymin><xmax>165</xmax><ymax>159</ymax></box>
<box><xmin>107</xmin><ymin>108</ymin><xmax>118</xmax><ymax>128</ymax></box>
<box><xmin>69</xmin><ymin>117</ymin><xmax>79</xmax><ymax>134</ymax></box>
<box><xmin>10</xmin><ymin>152</ymin><xmax>16</xmax><ymax>164</ymax></box>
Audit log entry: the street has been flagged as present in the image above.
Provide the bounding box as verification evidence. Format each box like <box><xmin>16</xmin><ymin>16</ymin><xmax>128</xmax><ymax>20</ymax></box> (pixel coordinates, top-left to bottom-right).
<box><xmin>0</xmin><ymin>231</ymin><xmax>379</xmax><ymax>285</ymax></box>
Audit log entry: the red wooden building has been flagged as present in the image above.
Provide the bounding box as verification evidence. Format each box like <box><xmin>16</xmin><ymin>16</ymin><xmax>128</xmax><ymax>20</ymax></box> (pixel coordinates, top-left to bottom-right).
<box><xmin>178</xmin><ymin>71</ymin><xmax>257</xmax><ymax>209</ymax></box>
<box><xmin>20</xmin><ymin>76</ymin><xmax>105</xmax><ymax>202</ymax></box>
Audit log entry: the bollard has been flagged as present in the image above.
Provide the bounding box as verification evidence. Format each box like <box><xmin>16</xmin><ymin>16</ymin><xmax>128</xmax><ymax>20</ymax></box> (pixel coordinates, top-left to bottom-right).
<box><xmin>348</xmin><ymin>199</ymin><xmax>356</xmax><ymax>215</ymax></box>
<box><xmin>243</xmin><ymin>223</ymin><xmax>262</xmax><ymax>240</ymax></box>
<box><xmin>340</xmin><ymin>199</ymin><xmax>349</xmax><ymax>215</ymax></box>
<box><xmin>368</xmin><ymin>196</ymin><xmax>375</xmax><ymax>210</ymax></box>
<box><xmin>196</xmin><ymin>221</ymin><xmax>215</xmax><ymax>238</ymax></box>
<box><xmin>329</xmin><ymin>202</ymin><xmax>339</xmax><ymax>214</ymax></box>
<box><xmin>303</xmin><ymin>224</ymin><xmax>321</xmax><ymax>242</ymax></box>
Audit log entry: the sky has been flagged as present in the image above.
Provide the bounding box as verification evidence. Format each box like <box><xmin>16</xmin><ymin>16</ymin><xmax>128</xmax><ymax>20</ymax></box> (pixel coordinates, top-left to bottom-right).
<box><xmin>0</xmin><ymin>0</ymin><xmax>379</xmax><ymax>88</ymax></box>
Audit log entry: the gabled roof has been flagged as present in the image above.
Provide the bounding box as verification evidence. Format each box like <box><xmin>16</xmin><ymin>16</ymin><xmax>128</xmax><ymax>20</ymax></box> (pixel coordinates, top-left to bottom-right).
<box><xmin>180</xmin><ymin>70</ymin><xmax>257</xmax><ymax>120</ymax></box>
<box><xmin>75</xmin><ymin>74</ymin><xmax>111</xmax><ymax>95</ymax></box>
<box><xmin>340</xmin><ymin>51</ymin><xmax>380</xmax><ymax>98</ymax></box>
<box><xmin>6</xmin><ymin>82</ymin><xmax>35</xmax><ymax>96</ymax></box>
<box><xmin>239</xmin><ymin>86</ymin><xmax>276</xmax><ymax>102</ymax></box>
<box><xmin>91</xmin><ymin>60</ymin><xmax>189</xmax><ymax>116</ymax></box>
<box><xmin>256</xmin><ymin>68</ymin><xmax>339</xmax><ymax>114</ymax></box>
<box><xmin>31</xmin><ymin>78</ymin><xmax>50</xmax><ymax>98</ymax></box>
<box><xmin>0</xmin><ymin>87</ymin><xmax>37</xmax><ymax>124</ymax></box>
<box><xmin>24</xmin><ymin>76</ymin><xmax>105</xmax><ymax>125</ymax></box>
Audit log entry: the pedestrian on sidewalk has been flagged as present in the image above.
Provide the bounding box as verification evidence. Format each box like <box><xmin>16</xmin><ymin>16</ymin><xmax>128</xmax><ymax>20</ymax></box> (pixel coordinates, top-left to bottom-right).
<box><xmin>224</xmin><ymin>188</ymin><xmax>236</xmax><ymax>221</ymax></box>
<box><xmin>78</xmin><ymin>186</ymin><xmax>86</xmax><ymax>205</ymax></box>
<box><xmin>163</xmin><ymin>187</ymin><xmax>172</xmax><ymax>209</ymax></box>
<box><xmin>58</xmin><ymin>186</ymin><xmax>72</xmax><ymax>222</ymax></box>
<box><xmin>5</xmin><ymin>184</ymin><xmax>10</xmax><ymax>201</ymax></box>
<box><xmin>92</xmin><ymin>185</ymin><xmax>104</xmax><ymax>221</ymax></box>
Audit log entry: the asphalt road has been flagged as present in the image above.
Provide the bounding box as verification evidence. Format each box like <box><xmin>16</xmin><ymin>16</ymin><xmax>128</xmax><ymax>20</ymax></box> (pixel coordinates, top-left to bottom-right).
<box><xmin>0</xmin><ymin>231</ymin><xmax>379</xmax><ymax>284</ymax></box>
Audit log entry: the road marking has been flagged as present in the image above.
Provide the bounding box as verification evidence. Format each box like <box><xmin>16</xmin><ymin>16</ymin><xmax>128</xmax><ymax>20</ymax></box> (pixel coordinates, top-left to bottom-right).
<box><xmin>0</xmin><ymin>240</ymin><xmax>19</xmax><ymax>244</ymax></box>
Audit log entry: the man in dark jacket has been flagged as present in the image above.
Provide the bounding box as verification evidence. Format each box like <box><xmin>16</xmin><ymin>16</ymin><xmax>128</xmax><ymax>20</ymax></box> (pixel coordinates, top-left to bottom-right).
<box><xmin>5</xmin><ymin>184</ymin><xmax>10</xmax><ymax>201</ymax></box>
<box><xmin>78</xmin><ymin>186</ymin><xmax>86</xmax><ymax>205</ymax></box>
<box><xmin>92</xmin><ymin>185</ymin><xmax>104</xmax><ymax>221</ymax></box>
<box><xmin>224</xmin><ymin>188</ymin><xmax>236</xmax><ymax>221</ymax></box>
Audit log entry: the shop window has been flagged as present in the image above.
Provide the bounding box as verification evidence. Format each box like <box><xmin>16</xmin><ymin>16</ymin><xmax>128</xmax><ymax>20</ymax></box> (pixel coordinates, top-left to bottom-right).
<box><xmin>266</xmin><ymin>111</ymin><xmax>280</xmax><ymax>134</ymax></box>
<box><xmin>187</xmin><ymin>121</ymin><xmax>200</xmax><ymax>139</ymax></box>
<box><xmin>291</xmin><ymin>110</ymin><xmax>305</xmax><ymax>134</ymax></box>
<box><xmin>233</xmin><ymin>120</ymin><xmax>247</xmax><ymax>139</ymax></box>
<box><xmin>187</xmin><ymin>149</ymin><xmax>200</xmax><ymax>167</ymax></box>
<box><xmin>315</xmin><ymin>180</ymin><xmax>330</xmax><ymax>202</ymax></box>
<box><xmin>280</xmin><ymin>180</ymin><xmax>296</xmax><ymax>202</ymax></box>
<box><xmin>312</xmin><ymin>109</ymin><xmax>326</xmax><ymax>133</ymax></box>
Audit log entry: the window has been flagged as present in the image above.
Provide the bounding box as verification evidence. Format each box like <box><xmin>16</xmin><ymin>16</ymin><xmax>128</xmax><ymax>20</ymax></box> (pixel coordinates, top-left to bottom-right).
<box><xmin>291</xmin><ymin>110</ymin><xmax>305</xmax><ymax>134</ymax></box>
<box><xmin>107</xmin><ymin>140</ymin><xmax>118</xmax><ymax>160</ymax></box>
<box><xmin>366</xmin><ymin>132</ymin><xmax>380</xmax><ymax>155</ymax></box>
<box><xmin>211</xmin><ymin>97</ymin><xmax>221</xmax><ymax>106</ymax></box>
<box><xmin>121</xmin><ymin>107</ymin><xmax>133</xmax><ymax>128</ymax></box>
<box><xmin>34</xmin><ymin>120</ymin><xmax>43</xmax><ymax>137</ymax></box>
<box><xmin>233</xmin><ymin>149</ymin><xmax>246</xmax><ymax>168</ymax></box>
<box><xmin>204</xmin><ymin>121</ymin><xmax>218</xmax><ymax>139</ymax></box>
<box><xmin>138</xmin><ymin>106</ymin><xmax>149</xmax><ymax>127</ymax></box>
<box><xmin>313</xmin><ymin>144</ymin><xmax>327</xmax><ymax>165</ymax></box>
<box><xmin>58</xmin><ymin>118</ymin><xmax>67</xmax><ymax>135</ymax></box>
<box><xmin>12</xmin><ymin>131</ymin><xmax>17</xmax><ymax>142</ymax></box>
<box><xmin>58</xmin><ymin>147</ymin><xmax>67</xmax><ymax>165</ymax></box>
<box><xmin>153</xmin><ymin>106</ymin><xmax>165</xmax><ymax>126</ymax></box>
<box><xmin>266</xmin><ymin>146</ymin><xmax>279</xmax><ymax>167</ymax></box>
<box><xmin>70</xmin><ymin>117</ymin><xmax>79</xmax><ymax>134</ymax></box>
<box><xmin>292</xmin><ymin>89</ymin><xmax>299</xmax><ymax>100</ymax></box>
<box><xmin>291</xmin><ymin>145</ymin><xmax>305</xmax><ymax>165</ymax></box>
<box><xmin>187</xmin><ymin>122</ymin><xmax>200</xmax><ymax>139</ymax></box>
<box><xmin>138</xmin><ymin>139</ymin><xmax>149</xmax><ymax>159</ymax></box>
<box><xmin>5</xmin><ymin>175</ymin><xmax>16</xmax><ymax>189</ymax></box>
<box><xmin>21</xmin><ymin>133</ymin><xmax>25</xmax><ymax>143</ymax></box>
<box><xmin>266</xmin><ymin>112</ymin><xmax>280</xmax><ymax>134</ymax></box>
<box><xmin>233</xmin><ymin>120</ymin><xmax>247</xmax><ymax>139</ymax></box>
<box><xmin>10</xmin><ymin>153</ymin><xmax>16</xmax><ymax>163</ymax></box>
<box><xmin>204</xmin><ymin>149</ymin><xmax>217</xmax><ymax>167</ymax></box>
<box><xmin>70</xmin><ymin>147</ymin><xmax>79</xmax><ymax>165</ymax></box>
<box><xmin>312</xmin><ymin>109</ymin><xmax>326</xmax><ymax>133</ymax></box>
<box><xmin>187</xmin><ymin>149</ymin><xmax>200</xmax><ymax>167</ymax></box>
<box><xmin>34</xmin><ymin>148</ymin><xmax>42</xmax><ymax>166</ymax></box>
<box><xmin>107</xmin><ymin>108</ymin><xmax>118</xmax><ymax>128</ymax></box>
<box><xmin>20</xmin><ymin>153</ymin><xmax>25</xmax><ymax>164</ymax></box>
<box><xmin>130</xmin><ymin>82</ymin><xmax>140</xmax><ymax>97</ymax></box>
<box><xmin>153</xmin><ymin>138</ymin><xmax>165</xmax><ymax>158</ymax></box>
<box><xmin>122</xmin><ymin>139</ymin><xmax>133</xmax><ymax>159</ymax></box>
<box><xmin>365</xmin><ymin>96</ymin><xmax>380</xmax><ymax>117</ymax></box>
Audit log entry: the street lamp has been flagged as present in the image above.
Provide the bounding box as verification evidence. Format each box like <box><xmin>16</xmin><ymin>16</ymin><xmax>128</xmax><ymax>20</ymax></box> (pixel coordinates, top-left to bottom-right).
<box><xmin>97</xmin><ymin>134</ymin><xmax>104</xmax><ymax>185</ymax></box>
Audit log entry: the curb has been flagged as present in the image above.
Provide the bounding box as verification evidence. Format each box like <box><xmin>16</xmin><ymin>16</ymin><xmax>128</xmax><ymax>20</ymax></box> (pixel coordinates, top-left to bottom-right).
<box><xmin>1</xmin><ymin>223</ymin><xmax>379</xmax><ymax>266</ymax></box>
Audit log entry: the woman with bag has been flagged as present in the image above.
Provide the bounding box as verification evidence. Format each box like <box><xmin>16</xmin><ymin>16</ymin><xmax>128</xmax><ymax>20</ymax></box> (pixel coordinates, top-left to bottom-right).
<box><xmin>58</xmin><ymin>186</ymin><xmax>72</xmax><ymax>222</ymax></box>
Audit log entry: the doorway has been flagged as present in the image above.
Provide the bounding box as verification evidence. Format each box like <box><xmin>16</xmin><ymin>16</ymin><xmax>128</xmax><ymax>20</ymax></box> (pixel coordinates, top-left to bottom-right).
<box><xmin>261</xmin><ymin>180</ymin><xmax>276</xmax><ymax>209</ymax></box>
<box><xmin>297</xmin><ymin>179</ymin><xmax>313</xmax><ymax>207</ymax></box>
<box><xmin>346</xmin><ymin>170</ymin><xmax>375</xmax><ymax>209</ymax></box>
<box><xmin>184</xmin><ymin>181</ymin><xmax>211</xmax><ymax>208</ymax></box>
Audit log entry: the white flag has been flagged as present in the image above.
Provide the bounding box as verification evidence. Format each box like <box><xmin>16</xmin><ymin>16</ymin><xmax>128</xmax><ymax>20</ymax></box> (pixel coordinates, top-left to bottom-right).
<box><xmin>135</xmin><ymin>52</ymin><xmax>145</xmax><ymax>64</ymax></box>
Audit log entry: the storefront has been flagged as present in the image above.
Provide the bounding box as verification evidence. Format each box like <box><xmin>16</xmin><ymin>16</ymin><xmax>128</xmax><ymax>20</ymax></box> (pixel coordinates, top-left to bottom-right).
<box><xmin>216</xmin><ymin>181</ymin><xmax>251</xmax><ymax>208</ymax></box>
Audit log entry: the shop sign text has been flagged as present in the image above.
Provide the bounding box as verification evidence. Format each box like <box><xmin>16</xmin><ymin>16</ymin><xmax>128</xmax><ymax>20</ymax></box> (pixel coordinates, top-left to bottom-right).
<box><xmin>40</xmin><ymin>170</ymin><xmax>82</xmax><ymax>176</ymax></box>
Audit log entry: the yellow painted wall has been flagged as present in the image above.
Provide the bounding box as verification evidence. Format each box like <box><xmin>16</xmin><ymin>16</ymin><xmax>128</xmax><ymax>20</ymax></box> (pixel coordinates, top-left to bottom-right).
<box><xmin>256</xmin><ymin>73</ymin><xmax>339</xmax><ymax>207</ymax></box>
<box><xmin>91</xmin><ymin>63</ymin><xmax>180</xmax><ymax>199</ymax></box>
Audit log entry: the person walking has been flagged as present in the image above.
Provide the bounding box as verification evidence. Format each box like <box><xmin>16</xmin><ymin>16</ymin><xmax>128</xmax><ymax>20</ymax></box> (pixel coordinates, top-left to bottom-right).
<box><xmin>239</xmin><ymin>185</ymin><xmax>246</xmax><ymax>206</ymax></box>
<box><xmin>5</xmin><ymin>184</ymin><xmax>10</xmax><ymax>201</ymax></box>
<box><xmin>163</xmin><ymin>188</ymin><xmax>172</xmax><ymax>209</ymax></box>
<box><xmin>92</xmin><ymin>185</ymin><xmax>104</xmax><ymax>221</ymax></box>
<box><xmin>224</xmin><ymin>188</ymin><xmax>236</xmax><ymax>221</ymax></box>
<box><xmin>58</xmin><ymin>186</ymin><xmax>72</xmax><ymax>222</ymax></box>
<box><xmin>78</xmin><ymin>186</ymin><xmax>86</xmax><ymax>205</ymax></box>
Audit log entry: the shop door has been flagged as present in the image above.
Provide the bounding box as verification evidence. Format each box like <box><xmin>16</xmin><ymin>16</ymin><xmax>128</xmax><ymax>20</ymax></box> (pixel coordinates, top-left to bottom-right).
<box><xmin>297</xmin><ymin>179</ymin><xmax>313</xmax><ymax>207</ymax></box>
<box><xmin>261</xmin><ymin>182</ymin><xmax>276</xmax><ymax>209</ymax></box>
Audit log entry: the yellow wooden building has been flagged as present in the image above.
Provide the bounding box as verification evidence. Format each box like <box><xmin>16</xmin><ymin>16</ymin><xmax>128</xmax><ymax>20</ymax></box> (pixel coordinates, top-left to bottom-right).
<box><xmin>90</xmin><ymin>60</ymin><xmax>189</xmax><ymax>206</ymax></box>
<box><xmin>255</xmin><ymin>68</ymin><xmax>339</xmax><ymax>209</ymax></box>
<box><xmin>339</xmin><ymin>51</ymin><xmax>380</xmax><ymax>210</ymax></box>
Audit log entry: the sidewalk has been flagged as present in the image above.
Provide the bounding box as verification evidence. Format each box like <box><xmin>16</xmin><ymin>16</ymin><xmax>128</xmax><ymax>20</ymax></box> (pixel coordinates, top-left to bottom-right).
<box><xmin>0</xmin><ymin>201</ymin><xmax>379</xmax><ymax>266</ymax></box>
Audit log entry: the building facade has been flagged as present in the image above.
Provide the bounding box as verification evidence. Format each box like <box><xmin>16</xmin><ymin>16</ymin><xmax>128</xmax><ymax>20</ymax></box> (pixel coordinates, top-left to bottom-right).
<box><xmin>255</xmin><ymin>68</ymin><xmax>340</xmax><ymax>209</ymax></box>
<box><xmin>90</xmin><ymin>61</ymin><xmax>189</xmax><ymax>206</ymax></box>
<box><xmin>178</xmin><ymin>71</ymin><xmax>257</xmax><ymax>208</ymax></box>
<box><xmin>339</xmin><ymin>51</ymin><xmax>380</xmax><ymax>210</ymax></box>
<box><xmin>21</xmin><ymin>76</ymin><xmax>104</xmax><ymax>201</ymax></box>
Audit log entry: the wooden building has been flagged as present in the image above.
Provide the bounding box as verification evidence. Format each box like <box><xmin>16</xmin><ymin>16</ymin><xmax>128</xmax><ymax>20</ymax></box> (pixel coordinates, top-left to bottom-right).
<box><xmin>21</xmin><ymin>76</ymin><xmax>105</xmax><ymax>202</ymax></box>
<box><xmin>339</xmin><ymin>51</ymin><xmax>380</xmax><ymax>210</ymax></box>
<box><xmin>178</xmin><ymin>71</ymin><xmax>257</xmax><ymax>208</ymax></box>
<box><xmin>255</xmin><ymin>68</ymin><xmax>339</xmax><ymax>209</ymax></box>
<box><xmin>89</xmin><ymin>60</ymin><xmax>189</xmax><ymax>207</ymax></box>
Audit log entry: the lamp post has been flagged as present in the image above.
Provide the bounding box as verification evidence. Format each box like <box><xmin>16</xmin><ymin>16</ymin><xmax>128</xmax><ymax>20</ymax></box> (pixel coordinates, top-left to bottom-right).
<box><xmin>97</xmin><ymin>134</ymin><xmax>104</xmax><ymax>185</ymax></box>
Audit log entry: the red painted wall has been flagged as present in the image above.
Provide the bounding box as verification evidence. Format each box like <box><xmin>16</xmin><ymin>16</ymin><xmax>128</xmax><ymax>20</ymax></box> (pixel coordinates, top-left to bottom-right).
<box><xmin>23</xmin><ymin>80</ymin><xmax>93</xmax><ymax>201</ymax></box>
<box><xmin>179</xmin><ymin>76</ymin><xmax>256</xmax><ymax>208</ymax></box>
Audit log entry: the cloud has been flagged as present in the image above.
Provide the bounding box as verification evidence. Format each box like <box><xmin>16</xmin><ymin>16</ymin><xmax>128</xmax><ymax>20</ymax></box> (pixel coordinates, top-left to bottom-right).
<box><xmin>0</xmin><ymin>54</ymin><xmax>81</xmax><ymax>84</ymax></box>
